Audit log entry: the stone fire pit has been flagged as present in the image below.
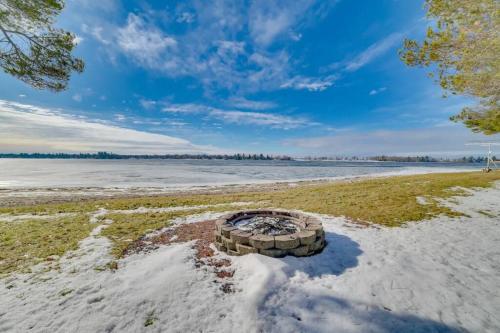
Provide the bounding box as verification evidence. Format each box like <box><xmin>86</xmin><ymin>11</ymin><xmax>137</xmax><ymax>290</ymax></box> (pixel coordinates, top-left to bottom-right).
<box><xmin>214</xmin><ymin>209</ymin><xmax>325</xmax><ymax>257</ymax></box>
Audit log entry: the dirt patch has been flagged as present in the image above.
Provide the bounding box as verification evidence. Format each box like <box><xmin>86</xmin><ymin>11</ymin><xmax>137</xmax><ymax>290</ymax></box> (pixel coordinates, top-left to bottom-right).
<box><xmin>125</xmin><ymin>219</ymin><xmax>216</xmax><ymax>255</ymax></box>
<box><xmin>125</xmin><ymin>219</ymin><xmax>235</xmax><ymax>293</ymax></box>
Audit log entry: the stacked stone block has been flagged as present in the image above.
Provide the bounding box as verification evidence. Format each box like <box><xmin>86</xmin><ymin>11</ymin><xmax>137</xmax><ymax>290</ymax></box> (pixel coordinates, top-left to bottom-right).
<box><xmin>214</xmin><ymin>209</ymin><xmax>325</xmax><ymax>258</ymax></box>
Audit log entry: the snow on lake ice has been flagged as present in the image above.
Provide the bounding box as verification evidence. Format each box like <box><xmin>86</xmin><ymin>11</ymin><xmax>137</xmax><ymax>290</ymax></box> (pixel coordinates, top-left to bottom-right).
<box><xmin>0</xmin><ymin>158</ymin><xmax>479</xmax><ymax>189</ymax></box>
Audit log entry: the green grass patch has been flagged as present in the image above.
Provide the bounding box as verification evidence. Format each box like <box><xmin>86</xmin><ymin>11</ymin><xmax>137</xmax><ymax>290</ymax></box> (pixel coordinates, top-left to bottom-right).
<box><xmin>477</xmin><ymin>210</ymin><xmax>497</xmax><ymax>218</ymax></box>
<box><xmin>0</xmin><ymin>214</ymin><xmax>94</xmax><ymax>276</ymax></box>
<box><xmin>144</xmin><ymin>310</ymin><xmax>157</xmax><ymax>327</ymax></box>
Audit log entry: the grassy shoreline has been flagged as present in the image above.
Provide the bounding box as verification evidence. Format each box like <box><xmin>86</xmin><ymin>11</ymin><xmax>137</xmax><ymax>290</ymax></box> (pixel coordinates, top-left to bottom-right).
<box><xmin>1</xmin><ymin>171</ymin><xmax>499</xmax><ymax>276</ymax></box>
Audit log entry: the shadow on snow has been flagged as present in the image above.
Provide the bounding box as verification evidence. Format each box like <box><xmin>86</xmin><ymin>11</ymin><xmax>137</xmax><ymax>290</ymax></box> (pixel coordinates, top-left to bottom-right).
<box><xmin>280</xmin><ymin>231</ymin><xmax>363</xmax><ymax>278</ymax></box>
<box><xmin>260</xmin><ymin>231</ymin><xmax>465</xmax><ymax>333</ymax></box>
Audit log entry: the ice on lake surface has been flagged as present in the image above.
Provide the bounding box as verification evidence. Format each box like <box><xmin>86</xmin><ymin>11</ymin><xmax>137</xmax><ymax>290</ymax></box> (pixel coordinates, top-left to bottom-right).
<box><xmin>0</xmin><ymin>158</ymin><xmax>480</xmax><ymax>189</ymax></box>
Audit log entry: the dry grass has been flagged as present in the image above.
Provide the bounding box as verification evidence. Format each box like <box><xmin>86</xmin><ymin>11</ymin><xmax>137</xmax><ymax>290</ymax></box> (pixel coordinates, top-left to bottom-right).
<box><xmin>1</xmin><ymin>171</ymin><xmax>499</xmax><ymax>275</ymax></box>
<box><xmin>2</xmin><ymin>172</ymin><xmax>498</xmax><ymax>224</ymax></box>
<box><xmin>262</xmin><ymin>172</ymin><xmax>500</xmax><ymax>226</ymax></box>
<box><xmin>0</xmin><ymin>214</ymin><xmax>93</xmax><ymax>276</ymax></box>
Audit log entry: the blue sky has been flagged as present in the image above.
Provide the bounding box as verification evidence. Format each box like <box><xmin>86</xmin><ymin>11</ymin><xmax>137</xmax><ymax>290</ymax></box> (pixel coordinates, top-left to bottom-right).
<box><xmin>1</xmin><ymin>0</ymin><xmax>497</xmax><ymax>156</ymax></box>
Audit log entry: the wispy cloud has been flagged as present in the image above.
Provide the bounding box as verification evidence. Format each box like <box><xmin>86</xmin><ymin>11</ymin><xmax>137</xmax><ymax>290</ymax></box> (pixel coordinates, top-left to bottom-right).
<box><xmin>0</xmin><ymin>100</ymin><xmax>218</xmax><ymax>154</ymax></box>
<box><xmin>162</xmin><ymin>102</ymin><xmax>315</xmax><ymax>129</ymax></box>
<box><xmin>81</xmin><ymin>24</ymin><xmax>111</xmax><ymax>45</ymax></box>
<box><xmin>345</xmin><ymin>33</ymin><xmax>403</xmax><ymax>72</ymax></box>
<box><xmin>176</xmin><ymin>11</ymin><xmax>195</xmax><ymax>24</ymax></box>
<box><xmin>117</xmin><ymin>14</ymin><xmax>177</xmax><ymax>68</ymax></box>
<box><xmin>280</xmin><ymin>75</ymin><xmax>337</xmax><ymax>91</ymax></box>
<box><xmin>249</xmin><ymin>1</ymin><xmax>305</xmax><ymax>46</ymax></box>
<box><xmin>369</xmin><ymin>87</ymin><xmax>387</xmax><ymax>95</ymax></box>
<box><xmin>162</xmin><ymin>103</ymin><xmax>208</xmax><ymax>114</ymax></box>
<box><xmin>226</xmin><ymin>97</ymin><xmax>277</xmax><ymax>110</ymax></box>
<box><xmin>114</xmin><ymin>113</ymin><xmax>127</xmax><ymax>121</ymax></box>
<box><xmin>209</xmin><ymin>109</ymin><xmax>311</xmax><ymax>129</ymax></box>
<box><xmin>249</xmin><ymin>0</ymin><xmax>337</xmax><ymax>46</ymax></box>
<box><xmin>72</xmin><ymin>94</ymin><xmax>82</xmax><ymax>102</ymax></box>
<box><xmin>139</xmin><ymin>99</ymin><xmax>157</xmax><ymax>110</ymax></box>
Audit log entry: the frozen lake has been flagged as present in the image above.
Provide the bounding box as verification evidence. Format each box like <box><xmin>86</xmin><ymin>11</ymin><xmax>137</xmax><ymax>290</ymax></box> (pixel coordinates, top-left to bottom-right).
<box><xmin>0</xmin><ymin>159</ymin><xmax>480</xmax><ymax>189</ymax></box>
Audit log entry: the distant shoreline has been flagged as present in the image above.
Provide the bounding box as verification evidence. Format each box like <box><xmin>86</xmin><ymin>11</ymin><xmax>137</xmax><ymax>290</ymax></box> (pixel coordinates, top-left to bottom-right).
<box><xmin>0</xmin><ymin>152</ymin><xmax>292</xmax><ymax>161</ymax></box>
<box><xmin>0</xmin><ymin>153</ymin><xmax>492</xmax><ymax>163</ymax></box>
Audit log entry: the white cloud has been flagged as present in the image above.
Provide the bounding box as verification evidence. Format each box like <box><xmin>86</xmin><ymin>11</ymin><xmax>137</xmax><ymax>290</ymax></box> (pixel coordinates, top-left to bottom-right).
<box><xmin>369</xmin><ymin>87</ymin><xmax>387</xmax><ymax>95</ymax></box>
<box><xmin>209</xmin><ymin>109</ymin><xmax>311</xmax><ymax>129</ymax></box>
<box><xmin>114</xmin><ymin>113</ymin><xmax>126</xmax><ymax>121</ymax></box>
<box><xmin>280</xmin><ymin>75</ymin><xmax>337</xmax><ymax>91</ymax></box>
<box><xmin>72</xmin><ymin>94</ymin><xmax>82</xmax><ymax>102</ymax></box>
<box><xmin>248</xmin><ymin>0</ymin><xmax>323</xmax><ymax>46</ymax></box>
<box><xmin>0</xmin><ymin>100</ymin><xmax>218</xmax><ymax>154</ymax></box>
<box><xmin>345</xmin><ymin>33</ymin><xmax>403</xmax><ymax>72</ymax></box>
<box><xmin>227</xmin><ymin>97</ymin><xmax>277</xmax><ymax>110</ymax></box>
<box><xmin>246</xmin><ymin>51</ymin><xmax>293</xmax><ymax>91</ymax></box>
<box><xmin>139</xmin><ymin>99</ymin><xmax>157</xmax><ymax>110</ymax></box>
<box><xmin>162</xmin><ymin>102</ymin><xmax>314</xmax><ymax>129</ymax></box>
<box><xmin>250</xmin><ymin>9</ymin><xmax>293</xmax><ymax>46</ymax></box>
<box><xmin>18</xmin><ymin>94</ymin><xmax>26</xmax><ymax>98</ymax></box>
<box><xmin>176</xmin><ymin>12</ymin><xmax>195</xmax><ymax>23</ymax></box>
<box><xmin>284</xmin><ymin>125</ymin><xmax>500</xmax><ymax>156</ymax></box>
<box><xmin>162</xmin><ymin>103</ymin><xmax>209</xmax><ymax>114</ymax></box>
<box><xmin>117</xmin><ymin>14</ymin><xmax>177</xmax><ymax>68</ymax></box>
<box><xmin>169</xmin><ymin>121</ymin><xmax>188</xmax><ymax>127</ymax></box>
<box><xmin>215</xmin><ymin>40</ymin><xmax>246</xmax><ymax>57</ymax></box>
<box><xmin>289</xmin><ymin>32</ymin><xmax>302</xmax><ymax>41</ymax></box>
<box><xmin>81</xmin><ymin>24</ymin><xmax>111</xmax><ymax>45</ymax></box>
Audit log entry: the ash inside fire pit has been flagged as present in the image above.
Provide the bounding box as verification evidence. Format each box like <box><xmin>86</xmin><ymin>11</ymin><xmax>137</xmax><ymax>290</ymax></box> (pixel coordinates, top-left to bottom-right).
<box><xmin>234</xmin><ymin>216</ymin><xmax>300</xmax><ymax>235</ymax></box>
<box><xmin>214</xmin><ymin>209</ymin><xmax>325</xmax><ymax>258</ymax></box>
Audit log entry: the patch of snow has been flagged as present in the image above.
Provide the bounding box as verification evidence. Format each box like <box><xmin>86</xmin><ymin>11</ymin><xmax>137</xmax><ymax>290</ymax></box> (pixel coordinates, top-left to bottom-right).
<box><xmin>111</xmin><ymin>201</ymin><xmax>256</xmax><ymax>215</ymax></box>
<box><xmin>0</xmin><ymin>212</ymin><xmax>76</xmax><ymax>223</ymax></box>
<box><xmin>440</xmin><ymin>181</ymin><xmax>500</xmax><ymax>218</ymax></box>
<box><xmin>170</xmin><ymin>211</ymin><xmax>227</xmax><ymax>225</ymax></box>
<box><xmin>89</xmin><ymin>207</ymin><xmax>108</xmax><ymax>224</ymax></box>
<box><xmin>416</xmin><ymin>196</ymin><xmax>429</xmax><ymax>205</ymax></box>
<box><xmin>0</xmin><ymin>202</ymin><xmax>255</xmax><ymax>225</ymax></box>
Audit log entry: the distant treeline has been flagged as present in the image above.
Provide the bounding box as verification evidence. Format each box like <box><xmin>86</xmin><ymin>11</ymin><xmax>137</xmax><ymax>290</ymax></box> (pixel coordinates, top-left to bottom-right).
<box><xmin>0</xmin><ymin>152</ymin><xmax>494</xmax><ymax>163</ymax></box>
<box><xmin>0</xmin><ymin>152</ymin><xmax>293</xmax><ymax>160</ymax></box>
<box><xmin>301</xmin><ymin>155</ymin><xmax>496</xmax><ymax>163</ymax></box>
<box><xmin>369</xmin><ymin>155</ymin><xmax>495</xmax><ymax>163</ymax></box>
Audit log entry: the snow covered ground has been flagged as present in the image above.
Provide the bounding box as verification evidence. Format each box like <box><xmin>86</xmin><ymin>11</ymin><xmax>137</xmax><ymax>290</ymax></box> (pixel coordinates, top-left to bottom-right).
<box><xmin>1</xmin><ymin>183</ymin><xmax>499</xmax><ymax>333</ymax></box>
